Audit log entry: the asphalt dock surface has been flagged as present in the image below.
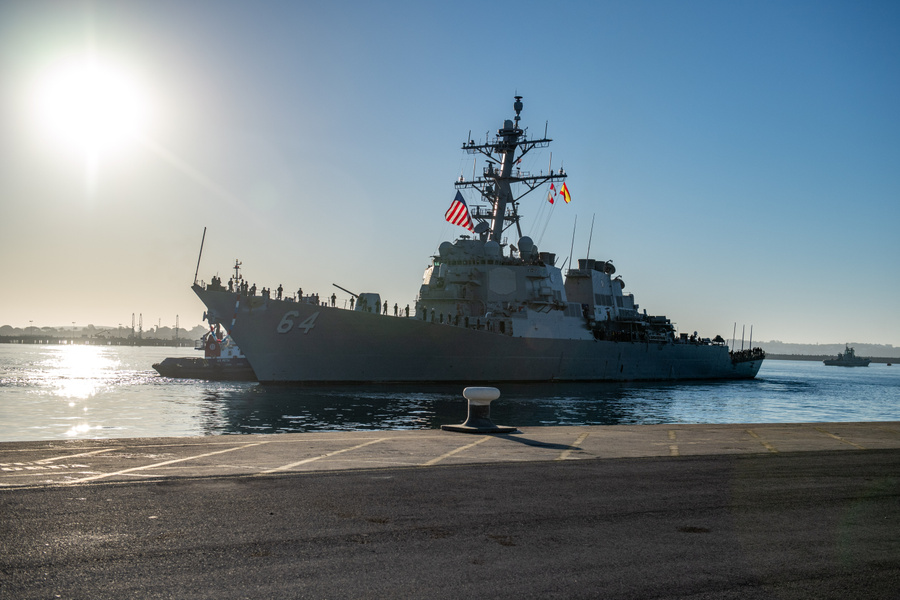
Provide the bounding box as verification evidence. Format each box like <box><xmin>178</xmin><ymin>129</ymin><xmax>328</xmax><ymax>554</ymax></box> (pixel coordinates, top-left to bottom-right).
<box><xmin>2</xmin><ymin>422</ymin><xmax>899</xmax><ymax>599</ymax></box>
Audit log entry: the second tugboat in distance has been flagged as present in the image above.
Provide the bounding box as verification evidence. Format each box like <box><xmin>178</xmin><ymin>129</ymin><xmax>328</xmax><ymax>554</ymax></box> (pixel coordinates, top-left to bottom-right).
<box><xmin>823</xmin><ymin>345</ymin><xmax>870</xmax><ymax>367</ymax></box>
<box><xmin>193</xmin><ymin>96</ymin><xmax>765</xmax><ymax>383</ymax></box>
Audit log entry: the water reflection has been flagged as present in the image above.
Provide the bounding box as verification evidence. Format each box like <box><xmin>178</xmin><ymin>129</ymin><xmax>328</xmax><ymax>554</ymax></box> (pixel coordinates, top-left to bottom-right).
<box><xmin>195</xmin><ymin>381</ymin><xmax>737</xmax><ymax>435</ymax></box>
<box><xmin>196</xmin><ymin>367</ymin><xmax>897</xmax><ymax>436</ymax></box>
<box><xmin>3</xmin><ymin>345</ymin><xmax>898</xmax><ymax>442</ymax></box>
<box><xmin>204</xmin><ymin>385</ymin><xmax>455</xmax><ymax>434</ymax></box>
<box><xmin>38</xmin><ymin>346</ymin><xmax>121</xmax><ymax>437</ymax></box>
<box><xmin>43</xmin><ymin>345</ymin><xmax>120</xmax><ymax>399</ymax></box>
<box><xmin>0</xmin><ymin>345</ymin><xmax>189</xmax><ymax>441</ymax></box>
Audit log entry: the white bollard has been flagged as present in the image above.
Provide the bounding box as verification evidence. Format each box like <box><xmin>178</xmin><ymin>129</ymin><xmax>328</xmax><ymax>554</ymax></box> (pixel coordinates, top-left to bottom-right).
<box><xmin>441</xmin><ymin>386</ymin><xmax>517</xmax><ymax>434</ymax></box>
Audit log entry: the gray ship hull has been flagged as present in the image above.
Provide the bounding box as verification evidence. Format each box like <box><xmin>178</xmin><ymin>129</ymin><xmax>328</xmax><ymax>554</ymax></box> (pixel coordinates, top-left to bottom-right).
<box><xmin>194</xmin><ymin>286</ymin><xmax>763</xmax><ymax>383</ymax></box>
<box><xmin>823</xmin><ymin>358</ymin><xmax>870</xmax><ymax>367</ymax></box>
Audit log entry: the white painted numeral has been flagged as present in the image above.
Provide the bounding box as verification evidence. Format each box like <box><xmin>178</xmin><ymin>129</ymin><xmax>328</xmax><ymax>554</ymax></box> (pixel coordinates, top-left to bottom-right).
<box><xmin>276</xmin><ymin>311</ymin><xmax>319</xmax><ymax>334</ymax></box>
<box><xmin>276</xmin><ymin>311</ymin><xmax>299</xmax><ymax>334</ymax></box>
<box><xmin>296</xmin><ymin>312</ymin><xmax>319</xmax><ymax>334</ymax></box>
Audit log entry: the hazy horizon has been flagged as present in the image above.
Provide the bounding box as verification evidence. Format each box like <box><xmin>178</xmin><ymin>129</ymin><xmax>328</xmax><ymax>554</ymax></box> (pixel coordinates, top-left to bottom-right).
<box><xmin>2</xmin><ymin>1</ymin><xmax>898</xmax><ymax>346</ymax></box>
<box><xmin>2</xmin><ymin>321</ymin><xmax>899</xmax><ymax>349</ymax></box>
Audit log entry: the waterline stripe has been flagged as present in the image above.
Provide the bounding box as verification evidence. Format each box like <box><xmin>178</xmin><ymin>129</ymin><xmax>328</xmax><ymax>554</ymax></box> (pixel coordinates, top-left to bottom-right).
<box><xmin>422</xmin><ymin>436</ymin><xmax>491</xmax><ymax>466</ymax></box>
<box><xmin>66</xmin><ymin>442</ymin><xmax>269</xmax><ymax>484</ymax></box>
<box><xmin>556</xmin><ymin>432</ymin><xmax>590</xmax><ymax>461</ymax></box>
<box><xmin>259</xmin><ymin>438</ymin><xmax>387</xmax><ymax>473</ymax></box>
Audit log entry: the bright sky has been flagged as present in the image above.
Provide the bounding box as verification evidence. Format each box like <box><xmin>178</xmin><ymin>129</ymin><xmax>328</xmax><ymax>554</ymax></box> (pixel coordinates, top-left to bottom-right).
<box><xmin>1</xmin><ymin>0</ymin><xmax>898</xmax><ymax>346</ymax></box>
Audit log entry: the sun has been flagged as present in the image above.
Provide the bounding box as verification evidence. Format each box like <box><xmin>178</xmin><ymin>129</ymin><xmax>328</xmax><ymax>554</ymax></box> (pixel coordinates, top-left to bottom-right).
<box><xmin>33</xmin><ymin>56</ymin><xmax>149</xmax><ymax>157</ymax></box>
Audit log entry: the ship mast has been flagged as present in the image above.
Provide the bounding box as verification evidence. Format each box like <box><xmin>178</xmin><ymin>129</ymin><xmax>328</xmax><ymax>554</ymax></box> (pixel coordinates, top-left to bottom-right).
<box><xmin>456</xmin><ymin>96</ymin><xmax>567</xmax><ymax>243</ymax></box>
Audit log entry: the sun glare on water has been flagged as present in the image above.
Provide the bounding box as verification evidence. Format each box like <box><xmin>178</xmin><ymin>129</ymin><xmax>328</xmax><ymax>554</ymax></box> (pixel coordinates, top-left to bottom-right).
<box><xmin>49</xmin><ymin>345</ymin><xmax>119</xmax><ymax>400</ymax></box>
<box><xmin>33</xmin><ymin>56</ymin><xmax>149</xmax><ymax>158</ymax></box>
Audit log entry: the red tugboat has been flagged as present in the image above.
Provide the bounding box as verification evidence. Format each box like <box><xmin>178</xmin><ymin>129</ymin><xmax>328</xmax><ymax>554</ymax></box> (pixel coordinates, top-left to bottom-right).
<box><xmin>153</xmin><ymin>324</ymin><xmax>256</xmax><ymax>381</ymax></box>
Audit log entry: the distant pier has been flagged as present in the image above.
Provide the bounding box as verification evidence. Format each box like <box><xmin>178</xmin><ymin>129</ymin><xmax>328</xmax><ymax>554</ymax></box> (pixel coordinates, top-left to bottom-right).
<box><xmin>0</xmin><ymin>335</ymin><xmax>193</xmax><ymax>347</ymax></box>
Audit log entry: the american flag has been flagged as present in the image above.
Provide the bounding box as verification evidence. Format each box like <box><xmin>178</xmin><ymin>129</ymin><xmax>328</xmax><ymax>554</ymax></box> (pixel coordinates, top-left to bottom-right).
<box><xmin>445</xmin><ymin>191</ymin><xmax>475</xmax><ymax>232</ymax></box>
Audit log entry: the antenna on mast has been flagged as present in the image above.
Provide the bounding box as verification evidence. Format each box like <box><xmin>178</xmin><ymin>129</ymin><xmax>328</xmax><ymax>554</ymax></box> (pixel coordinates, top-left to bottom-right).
<box><xmin>585</xmin><ymin>213</ymin><xmax>596</xmax><ymax>259</ymax></box>
<box><xmin>568</xmin><ymin>215</ymin><xmax>577</xmax><ymax>271</ymax></box>
<box><xmin>193</xmin><ymin>227</ymin><xmax>207</xmax><ymax>285</ymax></box>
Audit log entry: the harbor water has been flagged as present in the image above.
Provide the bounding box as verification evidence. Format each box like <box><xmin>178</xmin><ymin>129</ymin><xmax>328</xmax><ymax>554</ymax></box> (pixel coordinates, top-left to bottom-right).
<box><xmin>0</xmin><ymin>344</ymin><xmax>897</xmax><ymax>442</ymax></box>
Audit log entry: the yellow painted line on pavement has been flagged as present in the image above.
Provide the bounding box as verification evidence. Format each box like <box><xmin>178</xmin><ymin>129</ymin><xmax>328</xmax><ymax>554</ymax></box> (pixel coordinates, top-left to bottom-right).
<box><xmin>65</xmin><ymin>442</ymin><xmax>269</xmax><ymax>484</ymax></box>
<box><xmin>556</xmin><ymin>432</ymin><xmax>590</xmax><ymax>461</ymax></box>
<box><xmin>746</xmin><ymin>429</ymin><xmax>778</xmax><ymax>453</ymax></box>
<box><xmin>422</xmin><ymin>436</ymin><xmax>491</xmax><ymax>466</ymax></box>
<box><xmin>814</xmin><ymin>427</ymin><xmax>866</xmax><ymax>450</ymax></box>
<box><xmin>259</xmin><ymin>438</ymin><xmax>388</xmax><ymax>474</ymax></box>
<box><xmin>668</xmin><ymin>430</ymin><xmax>679</xmax><ymax>456</ymax></box>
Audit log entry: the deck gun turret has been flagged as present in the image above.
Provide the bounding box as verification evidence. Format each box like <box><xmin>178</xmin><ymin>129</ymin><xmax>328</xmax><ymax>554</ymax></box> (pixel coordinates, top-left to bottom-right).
<box><xmin>333</xmin><ymin>283</ymin><xmax>381</xmax><ymax>314</ymax></box>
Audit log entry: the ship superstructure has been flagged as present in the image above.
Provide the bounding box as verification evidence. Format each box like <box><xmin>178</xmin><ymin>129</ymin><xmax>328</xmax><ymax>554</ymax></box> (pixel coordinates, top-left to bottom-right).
<box><xmin>193</xmin><ymin>97</ymin><xmax>764</xmax><ymax>383</ymax></box>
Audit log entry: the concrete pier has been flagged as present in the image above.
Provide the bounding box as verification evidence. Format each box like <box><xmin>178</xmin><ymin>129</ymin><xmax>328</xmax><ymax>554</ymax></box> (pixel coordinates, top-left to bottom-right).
<box><xmin>1</xmin><ymin>422</ymin><xmax>899</xmax><ymax>598</ymax></box>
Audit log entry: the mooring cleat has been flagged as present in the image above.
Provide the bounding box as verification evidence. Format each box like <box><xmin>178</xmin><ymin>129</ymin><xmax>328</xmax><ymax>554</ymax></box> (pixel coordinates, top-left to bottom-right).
<box><xmin>441</xmin><ymin>386</ymin><xmax>517</xmax><ymax>434</ymax></box>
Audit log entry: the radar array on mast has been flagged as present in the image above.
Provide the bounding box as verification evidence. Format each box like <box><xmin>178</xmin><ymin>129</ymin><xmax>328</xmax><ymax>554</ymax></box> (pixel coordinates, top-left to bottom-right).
<box><xmin>455</xmin><ymin>96</ymin><xmax>567</xmax><ymax>242</ymax></box>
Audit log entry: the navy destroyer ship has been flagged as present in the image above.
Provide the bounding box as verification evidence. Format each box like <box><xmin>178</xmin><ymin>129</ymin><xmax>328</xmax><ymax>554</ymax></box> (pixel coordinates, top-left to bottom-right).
<box><xmin>193</xmin><ymin>97</ymin><xmax>764</xmax><ymax>383</ymax></box>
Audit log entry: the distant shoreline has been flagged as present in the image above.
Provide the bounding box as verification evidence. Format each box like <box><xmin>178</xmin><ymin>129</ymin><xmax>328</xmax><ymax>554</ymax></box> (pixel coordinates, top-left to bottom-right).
<box><xmin>0</xmin><ymin>336</ymin><xmax>193</xmax><ymax>348</ymax></box>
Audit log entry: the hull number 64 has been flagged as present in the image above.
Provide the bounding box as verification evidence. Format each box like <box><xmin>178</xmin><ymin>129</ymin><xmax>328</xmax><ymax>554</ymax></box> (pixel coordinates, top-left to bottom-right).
<box><xmin>276</xmin><ymin>311</ymin><xmax>319</xmax><ymax>334</ymax></box>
